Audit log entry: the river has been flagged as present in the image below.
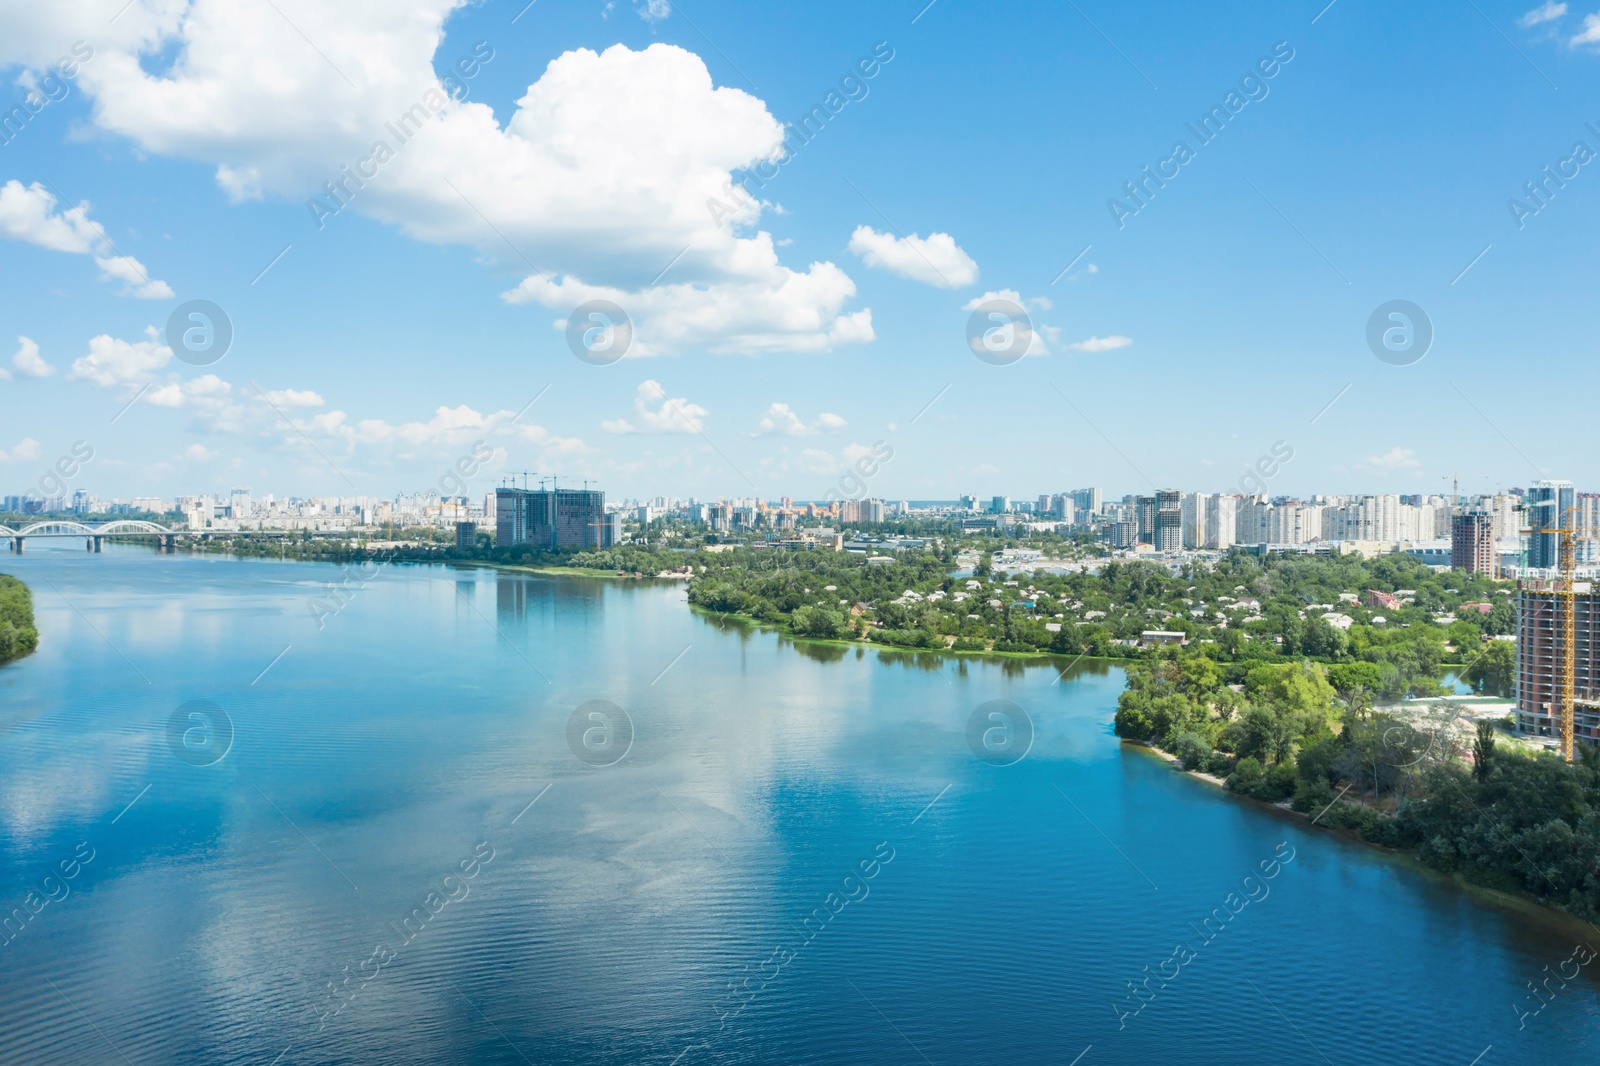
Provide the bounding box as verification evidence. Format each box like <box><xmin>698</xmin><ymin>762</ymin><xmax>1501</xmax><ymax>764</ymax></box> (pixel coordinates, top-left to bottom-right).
<box><xmin>0</xmin><ymin>546</ymin><xmax>1594</xmax><ymax>1064</ymax></box>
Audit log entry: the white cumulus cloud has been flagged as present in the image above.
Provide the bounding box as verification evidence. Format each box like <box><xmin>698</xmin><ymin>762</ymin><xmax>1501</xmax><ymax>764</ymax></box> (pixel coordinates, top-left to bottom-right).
<box><xmin>603</xmin><ymin>380</ymin><xmax>708</xmax><ymax>434</ymax></box>
<box><xmin>0</xmin><ymin>180</ymin><xmax>173</xmax><ymax>299</ymax></box>
<box><xmin>0</xmin><ymin>5</ymin><xmax>869</xmax><ymax>352</ymax></box>
<box><xmin>2</xmin><ymin>336</ymin><xmax>54</xmax><ymax>380</ymax></box>
<box><xmin>68</xmin><ymin>327</ymin><xmax>172</xmax><ymax>387</ymax></box>
<box><xmin>0</xmin><ymin>437</ymin><xmax>42</xmax><ymax>462</ymax></box>
<box><xmin>636</xmin><ymin>0</ymin><xmax>671</xmax><ymax>22</ymax></box>
<box><xmin>1068</xmin><ymin>335</ymin><xmax>1132</xmax><ymax>353</ymax></box>
<box><xmin>752</xmin><ymin>402</ymin><xmax>846</xmax><ymax>437</ymax></box>
<box><xmin>847</xmin><ymin>225</ymin><xmax>978</xmax><ymax>288</ymax></box>
<box><xmin>1357</xmin><ymin>446</ymin><xmax>1421</xmax><ymax>471</ymax></box>
<box><xmin>962</xmin><ymin>288</ymin><xmax>1054</xmax><ymax>357</ymax></box>
<box><xmin>1520</xmin><ymin>2</ymin><xmax>1568</xmax><ymax>26</ymax></box>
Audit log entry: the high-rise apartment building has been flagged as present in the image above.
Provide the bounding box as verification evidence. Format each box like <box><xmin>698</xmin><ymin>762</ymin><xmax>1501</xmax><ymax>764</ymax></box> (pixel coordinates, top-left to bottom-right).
<box><xmin>1106</xmin><ymin>519</ymin><xmax>1137</xmax><ymax>549</ymax></box>
<box><xmin>1204</xmin><ymin>494</ymin><xmax>1238</xmax><ymax>549</ymax></box>
<box><xmin>494</xmin><ymin>487</ymin><xmax>612</xmax><ymax>550</ymax></box>
<box><xmin>1182</xmin><ymin>493</ymin><xmax>1211</xmax><ymax>549</ymax></box>
<box><xmin>1527</xmin><ymin>479</ymin><xmax>1575</xmax><ymax>569</ymax></box>
<box><xmin>1517</xmin><ymin>581</ymin><xmax>1600</xmax><ymax>745</ymax></box>
<box><xmin>1154</xmin><ymin>489</ymin><xmax>1182</xmax><ymax>551</ymax></box>
<box><xmin>1451</xmin><ymin>511</ymin><xmax>1496</xmax><ymax>576</ymax></box>
<box><xmin>1071</xmin><ymin>487</ymin><xmax>1102</xmax><ymax>518</ymax></box>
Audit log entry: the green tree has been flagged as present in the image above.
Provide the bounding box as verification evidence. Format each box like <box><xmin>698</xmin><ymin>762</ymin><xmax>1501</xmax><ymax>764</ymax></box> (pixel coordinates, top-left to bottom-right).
<box><xmin>1473</xmin><ymin>720</ymin><xmax>1497</xmax><ymax>782</ymax></box>
<box><xmin>1465</xmin><ymin>640</ymin><xmax>1515</xmax><ymax>698</ymax></box>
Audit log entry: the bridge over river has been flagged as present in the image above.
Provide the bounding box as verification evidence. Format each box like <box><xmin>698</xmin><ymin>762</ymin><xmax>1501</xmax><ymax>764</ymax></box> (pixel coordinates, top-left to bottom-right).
<box><xmin>0</xmin><ymin>520</ymin><xmax>191</xmax><ymax>552</ymax></box>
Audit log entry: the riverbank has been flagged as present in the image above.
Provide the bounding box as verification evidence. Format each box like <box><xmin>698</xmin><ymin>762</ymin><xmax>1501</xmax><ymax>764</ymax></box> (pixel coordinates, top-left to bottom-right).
<box><xmin>0</xmin><ymin>573</ymin><xmax>39</xmax><ymax>665</ymax></box>
<box><xmin>689</xmin><ymin>603</ymin><xmax>1130</xmax><ymax>670</ymax></box>
<box><xmin>1127</xmin><ymin>738</ymin><xmax>1600</xmax><ymax>935</ymax></box>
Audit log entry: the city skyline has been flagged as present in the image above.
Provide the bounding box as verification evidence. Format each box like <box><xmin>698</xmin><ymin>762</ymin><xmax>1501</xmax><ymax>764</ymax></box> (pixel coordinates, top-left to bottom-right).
<box><xmin>1</xmin><ymin>2</ymin><xmax>1599</xmax><ymax>501</ymax></box>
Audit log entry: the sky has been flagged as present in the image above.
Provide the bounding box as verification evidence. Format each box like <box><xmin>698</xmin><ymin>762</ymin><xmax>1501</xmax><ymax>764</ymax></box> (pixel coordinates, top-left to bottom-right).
<box><xmin>0</xmin><ymin>0</ymin><xmax>1597</xmax><ymax>506</ymax></box>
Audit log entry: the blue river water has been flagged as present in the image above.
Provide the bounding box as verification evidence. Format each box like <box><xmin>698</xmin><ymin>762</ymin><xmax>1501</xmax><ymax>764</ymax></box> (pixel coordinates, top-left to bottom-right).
<box><xmin>0</xmin><ymin>546</ymin><xmax>1595</xmax><ymax>1065</ymax></box>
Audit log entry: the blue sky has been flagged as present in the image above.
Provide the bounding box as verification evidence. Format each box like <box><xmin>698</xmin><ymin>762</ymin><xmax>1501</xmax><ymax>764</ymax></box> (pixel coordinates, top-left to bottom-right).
<box><xmin>0</xmin><ymin>0</ymin><xmax>1597</xmax><ymax>504</ymax></box>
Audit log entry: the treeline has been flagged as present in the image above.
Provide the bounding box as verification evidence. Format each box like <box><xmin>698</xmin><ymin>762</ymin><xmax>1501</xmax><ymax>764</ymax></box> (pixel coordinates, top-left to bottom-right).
<box><xmin>688</xmin><ymin>547</ymin><xmax>959</xmax><ymax>645</ymax></box>
<box><xmin>0</xmin><ymin>574</ymin><xmax>38</xmax><ymax>664</ymax></box>
<box><xmin>1116</xmin><ymin>651</ymin><xmax>1600</xmax><ymax>919</ymax></box>
<box><xmin>684</xmin><ymin>547</ymin><xmax>1514</xmax><ymax>692</ymax></box>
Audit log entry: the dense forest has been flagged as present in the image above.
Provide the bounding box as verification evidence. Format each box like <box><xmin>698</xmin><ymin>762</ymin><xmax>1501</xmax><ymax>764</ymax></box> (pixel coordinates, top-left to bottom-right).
<box><xmin>0</xmin><ymin>574</ymin><xmax>38</xmax><ymax>664</ymax></box>
<box><xmin>1115</xmin><ymin>650</ymin><xmax>1600</xmax><ymax>919</ymax></box>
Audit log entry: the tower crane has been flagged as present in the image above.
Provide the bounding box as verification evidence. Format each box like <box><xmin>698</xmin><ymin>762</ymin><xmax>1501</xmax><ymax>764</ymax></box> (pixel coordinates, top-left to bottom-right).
<box><xmin>1521</xmin><ymin>505</ymin><xmax>1598</xmax><ymax>761</ymax></box>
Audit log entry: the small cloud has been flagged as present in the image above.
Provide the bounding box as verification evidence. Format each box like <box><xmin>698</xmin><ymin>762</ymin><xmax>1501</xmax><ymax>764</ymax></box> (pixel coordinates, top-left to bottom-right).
<box><xmin>848</xmin><ymin>225</ymin><xmax>979</xmax><ymax>288</ymax></box>
<box><xmin>1520</xmin><ymin>1</ymin><xmax>1567</xmax><ymax>26</ymax></box>
<box><xmin>602</xmin><ymin>380</ymin><xmax>707</xmax><ymax>434</ymax></box>
<box><xmin>962</xmin><ymin>288</ymin><xmax>1052</xmax><ymax>356</ymax></box>
<box><xmin>3</xmin><ymin>336</ymin><xmax>54</xmax><ymax>380</ymax></box>
<box><xmin>183</xmin><ymin>443</ymin><xmax>213</xmax><ymax>462</ymax></box>
<box><xmin>95</xmin><ymin>255</ymin><xmax>176</xmax><ymax>299</ymax></box>
<box><xmin>1357</xmin><ymin>446</ymin><xmax>1421</xmax><ymax>471</ymax></box>
<box><xmin>1574</xmin><ymin>11</ymin><xmax>1600</xmax><ymax>43</ymax></box>
<box><xmin>262</xmin><ymin>388</ymin><xmax>325</xmax><ymax>408</ymax></box>
<box><xmin>751</xmin><ymin>402</ymin><xmax>846</xmax><ymax>437</ymax></box>
<box><xmin>215</xmin><ymin>164</ymin><xmax>264</xmax><ymax>202</ymax></box>
<box><xmin>0</xmin><ymin>437</ymin><xmax>41</xmax><ymax>462</ymax></box>
<box><xmin>68</xmin><ymin>327</ymin><xmax>172</xmax><ymax>387</ymax></box>
<box><xmin>0</xmin><ymin>181</ymin><xmax>174</xmax><ymax>299</ymax></box>
<box><xmin>635</xmin><ymin>0</ymin><xmax>670</xmax><ymax>21</ymax></box>
<box><xmin>1068</xmin><ymin>335</ymin><xmax>1132</xmax><ymax>353</ymax></box>
<box><xmin>1066</xmin><ymin>262</ymin><xmax>1099</xmax><ymax>282</ymax></box>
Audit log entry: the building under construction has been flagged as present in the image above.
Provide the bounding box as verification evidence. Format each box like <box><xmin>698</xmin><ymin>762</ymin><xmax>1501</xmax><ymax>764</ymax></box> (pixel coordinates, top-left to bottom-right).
<box><xmin>1516</xmin><ymin>579</ymin><xmax>1600</xmax><ymax>747</ymax></box>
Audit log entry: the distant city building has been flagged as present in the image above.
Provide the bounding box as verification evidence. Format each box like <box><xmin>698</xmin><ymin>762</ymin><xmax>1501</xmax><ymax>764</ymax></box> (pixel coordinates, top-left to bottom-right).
<box><xmin>1106</xmin><ymin>519</ymin><xmax>1137</xmax><ymax>549</ymax></box>
<box><xmin>1071</xmin><ymin>487</ymin><xmax>1102</xmax><ymax>517</ymax></box>
<box><xmin>494</xmin><ymin>487</ymin><xmax>612</xmax><ymax>550</ymax></box>
<box><xmin>1204</xmin><ymin>494</ymin><xmax>1238</xmax><ymax>549</ymax></box>
<box><xmin>230</xmin><ymin>488</ymin><xmax>252</xmax><ymax>519</ymax></box>
<box><xmin>1135</xmin><ymin>496</ymin><xmax>1156</xmax><ymax>544</ymax></box>
<box><xmin>1451</xmin><ymin>511</ymin><xmax>1496</xmax><ymax>576</ymax></box>
<box><xmin>990</xmin><ymin>496</ymin><xmax>1010</xmax><ymax>514</ymax></box>
<box><xmin>1527</xmin><ymin>479</ymin><xmax>1575</xmax><ymax>569</ymax></box>
<box><xmin>1155</xmin><ymin>489</ymin><xmax>1182</xmax><ymax>551</ymax></box>
<box><xmin>455</xmin><ymin>521</ymin><xmax>477</xmax><ymax>549</ymax></box>
<box><xmin>1182</xmin><ymin>492</ymin><xmax>1207</xmax><ymax>549</ymax></box>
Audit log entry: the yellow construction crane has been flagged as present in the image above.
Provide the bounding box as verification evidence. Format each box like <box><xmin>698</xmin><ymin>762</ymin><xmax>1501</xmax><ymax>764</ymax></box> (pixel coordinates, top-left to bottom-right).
<box><xmin>1523</xmin><ymin>506</ymin><xmax>1595</xmax><ymax>762</ymax></box>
